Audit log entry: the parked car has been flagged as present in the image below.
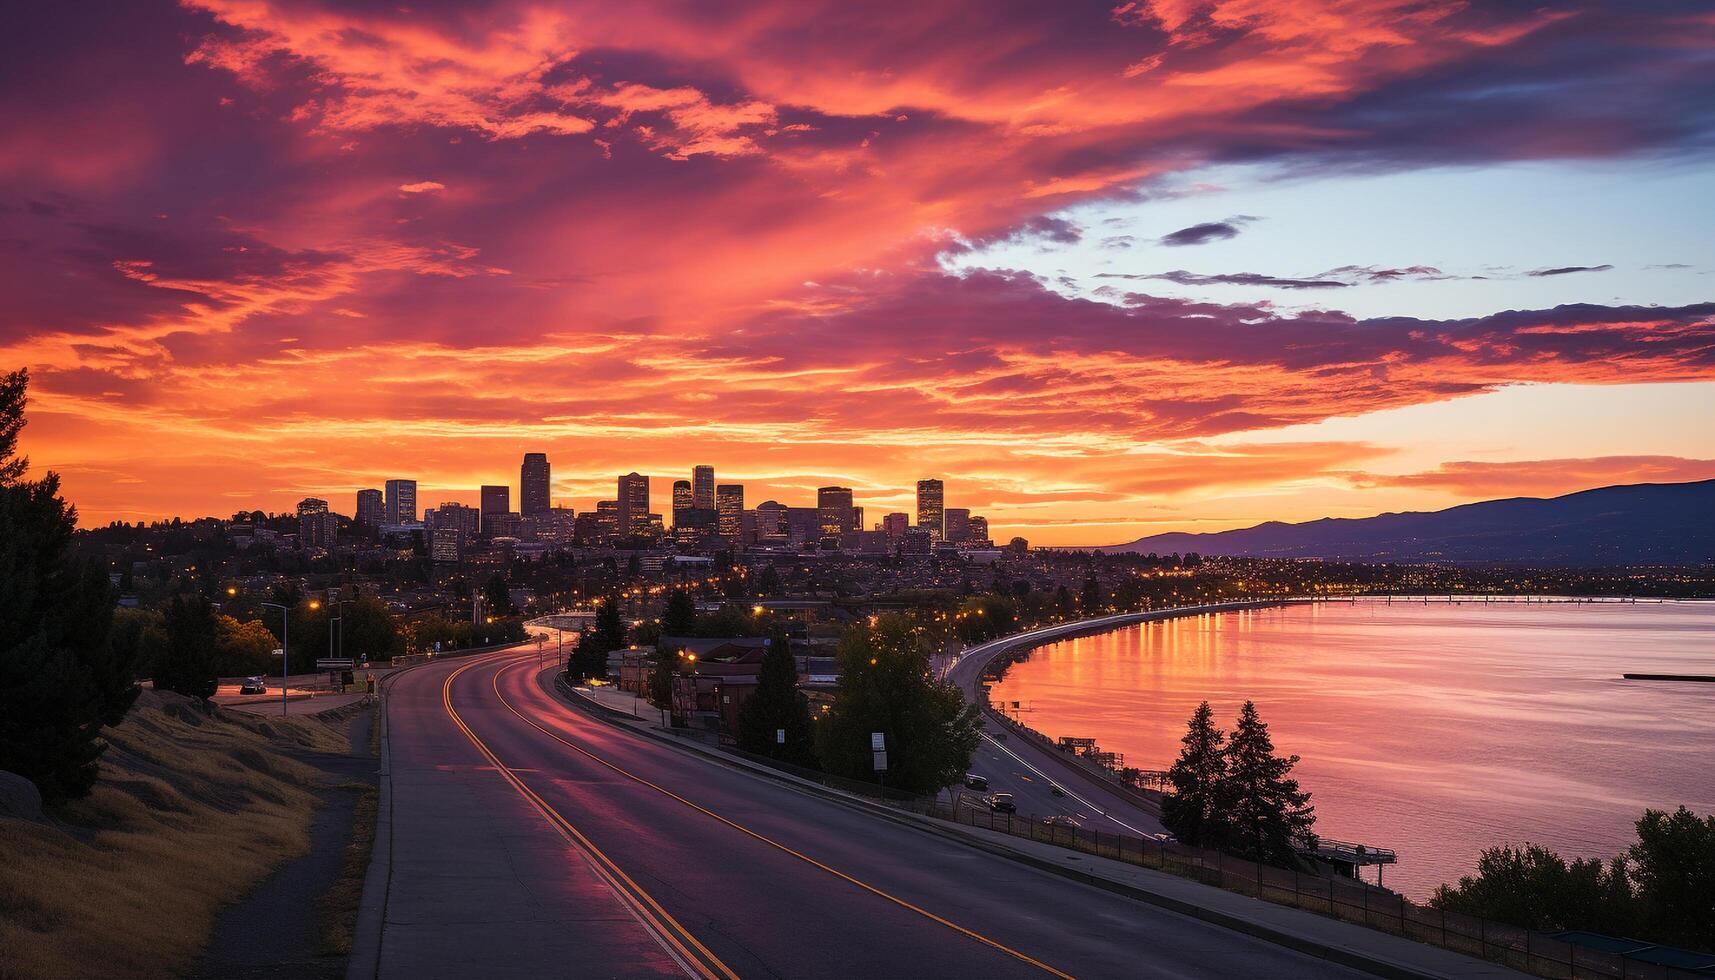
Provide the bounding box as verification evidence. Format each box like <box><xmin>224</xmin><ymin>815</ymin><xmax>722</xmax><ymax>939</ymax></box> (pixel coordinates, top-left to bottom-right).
<box><xmin>964</xmin><ymin>773</ymin><xmax>989</xmax><ymax>791</ymax></box>
<box><xmin>239</xmin><ymin>676</ymin><xmax>267</xmax><ymax>695</ymax></box>
<box><xmin>1043</xmin><ymin>814</ymin><xmax>1080</xmax><ymax>828</ymax></box>
<box><xmin>988</xmin><ymin>793</ymin><xmax>1017</xmax><ymax>814</ymax></box>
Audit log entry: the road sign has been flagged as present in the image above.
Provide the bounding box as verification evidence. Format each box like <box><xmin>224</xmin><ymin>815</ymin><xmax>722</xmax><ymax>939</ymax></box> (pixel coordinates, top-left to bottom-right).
<box><xmin>317</xmin><ymin>658</ymin><xmax>354</xmax><ymax>670</ymax></box>
<box><xmin>870</xmin><ymin>732</ymin><xmax>885</xmax><ymax>751</ymax></box>
<box><xmin>776</xmin><ymin>728</ymin><xmax>786</xmax><ymax>744</ymax></box>
<box><xmin>872</xmin><ymin>750</ymin><xmax>888</xmax><ymax>772</ymax></box>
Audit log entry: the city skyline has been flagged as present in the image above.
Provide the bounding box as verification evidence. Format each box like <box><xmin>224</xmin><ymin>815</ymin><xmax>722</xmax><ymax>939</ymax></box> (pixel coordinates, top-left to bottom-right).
<box><xmin>4</xmin><ymin>2</ymin><xmax>1713</xmax><ymax>546</ymax></box>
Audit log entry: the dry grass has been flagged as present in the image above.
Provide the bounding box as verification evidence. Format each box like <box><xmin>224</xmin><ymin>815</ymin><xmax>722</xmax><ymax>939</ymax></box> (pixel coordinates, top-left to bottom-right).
<box><xmin>0</xmin><ymin>689</ymin><xmax>350</xmax><ymax>980</ymax></box>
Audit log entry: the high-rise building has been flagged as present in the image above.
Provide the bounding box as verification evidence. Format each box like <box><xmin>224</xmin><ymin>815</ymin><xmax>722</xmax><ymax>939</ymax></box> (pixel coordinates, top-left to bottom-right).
<box><xmin>520</xmin><ymin>453</ymin><xmax>550</xmax><ymax>517</ymax></box>
<box><xmin>355</xmin><ymin>488</ymin><xmax>383</xmax><ymax>527</ymax></box>
<box><xmin>384</xmin><ymin>479</ymin><xmax>417</xmax><ymax>525</ymax></box>
<box><xmin>754</xmin><ymin>500</ymin><xmax>789</xmax><ymax>539</ymax></box>
<box><xmin>968</xmin><ymin>515</ymin><xmax>990</xmax><ymax>546</ymax></box>
<box><xmin>692</xmin><ymin>465</ymin><xmax>715</xmax><ymax>510</ymax></box>
<box><xmin>480</xmin><ymin>485</ymin><xmax>510</xmax><ymax>536</ymax></box>
<box><xmin>672</xmin><ymin>480</ymin><xmax>693</xmax><ymax>523</ymax></box>
<box><xmin>882</xmin><ymin>512</ymin><xmax>910</xmax><ymax>539</ymax></box>
<box><xmin>617</xmin><ymin>472</ymin><xmax>650</xmax><ymax>535</ymax></box>
<box><xmin>916</xmin><ymin>478</ymin><xmax>944</xmax><ymax>542</ymax></box>
<box><xmin>943</xmin><ymin>507</ymin><xmax>971</xmax><ymax>545</ymax></box>
<box><xmin>429</xmin><ymin>501</ymin><xmax>479</xmax><ymax>561</ymax></box>
<box><xmin>594</xmin><ymin>499</ymin><xmax>621</xmax><ymax>540</ymax></box>
<box><xmin>716</xmin><ymin>484</ymin><xmax>743</xmax><ymax>545</ymax></box>
<box><xmin>817</xmin><ymin>486</ymin><xmax>854</xmax><ymax>538</ymax></box>
<box><xmin>297</xmin><ymin>497</ymin><xmax>335</xmax><ymax>550</ymax></box>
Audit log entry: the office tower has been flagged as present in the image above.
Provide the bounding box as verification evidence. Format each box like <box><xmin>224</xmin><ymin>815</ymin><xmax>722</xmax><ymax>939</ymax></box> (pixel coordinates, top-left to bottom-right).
<box><xmin>429</xmin><ymin>501</ymin><xmax>479</xmax><ymax>562</ymax></box>
<box><xmin>754</xmin><ymin>500</ymin><xmax>789</xmax><ymax>539</ymax></box>
<box><xmin>916</xmin><ymin>479</ymin><xmax>944</xmax><ymax>542</ymax></box>
<box><xmin>480</xmin><ymin>484</ymin><xmax>510</xmax><ymax>536</ymax></box>
<box><xmin>692</xmin><ymin>465</ymin><xmax>715</xmax><ymax>510</ymax></box>
<box><xmin>297</xmin><ymin>497</ymin><xmax>334</xmax><ymax>550</ymax></box>
<box><xmin>968</xmin><ymin>515</ymin><xmax>990</xmax><ymax>546</ymax></box>
<box><xmin>594</xmin><ymin>499</ymin><xmax>621</xmax><ymax>540</ymax></box>
<box><xmin>944</xmin><ymin>507</ymin><xmax>971</xmax><ymax>545</ymax></box>
<box><xmin>384</xmin><ymin>479</ymin><xmax>417</xmax><ymax>525</ymax></box>
<box><xmin>716</xmin><ymin>484</ymin><xmax>744</xmax><ymax>545</ymax></box>
<box><xmin>817</xmin><ymin>486</ymin><xmax>854</xmax><ymax>538</ymax></box>
<box><xmin>672</xmin><ymin>479</ymin><xmax>693</xmax><ymax>524</ymax></box>
<box><xmin>785</xmin><ymin>506</ymin><xmax>821</xmax><ymax>545</ymax></box>
<box><xmin>882</xmin><ymin>512</ymin><xmax>909</xmax><ymax>539</ymax></box>
<box><xmin>673</xmin><ymin>507</ymin><xmax>716</xmax><ymax>547</ymax></box>
<box><xmin>355</xmin><ymin>488</ymin><xmax>383</xmax><ymax>527</ymax></box>
<box><xmin>520</xmin><ymin>453</ymin><xmax>550</xmax><ymax>517</ymax></box>
<box><xmin>617</xmin><ymin>472</ymin><xmax>650</xmax><ymax>534</ymax></box>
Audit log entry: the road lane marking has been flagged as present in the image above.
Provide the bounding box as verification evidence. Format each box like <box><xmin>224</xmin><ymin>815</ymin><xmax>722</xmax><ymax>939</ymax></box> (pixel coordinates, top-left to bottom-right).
<box><xmin>440</xmin><ymin>656</ymin><xmax>737</xmax><ymax>980</ymax></box>
<box><xmin>977</xmin><ymin>730</ymin><xmax>1149</xmax><ymax>837</ymax></box>
<box><xmin>493</xmin><ymin>660</ymin><xmax>1077</xmax><ymax>980</ymax></box>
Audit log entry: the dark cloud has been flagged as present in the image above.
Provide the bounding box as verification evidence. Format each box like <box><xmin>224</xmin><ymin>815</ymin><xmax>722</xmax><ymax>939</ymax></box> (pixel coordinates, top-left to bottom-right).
<box><xmin>1159</xmin><ymin>215</ymin><xmax>1259</xmax><ymax>247</ymax></box>
<box><xmin>1528</xmin><ymin>264</ymin><xmax>1614</xmax><ymax>277</ymax></box>
<box><xmin>1097</xmin><ymin>270</ymin><xmax>1348</xmax><ymax>290</ymax></box>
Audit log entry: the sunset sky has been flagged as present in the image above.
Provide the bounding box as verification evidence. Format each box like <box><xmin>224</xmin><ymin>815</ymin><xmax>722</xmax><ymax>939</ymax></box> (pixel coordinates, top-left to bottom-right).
<box><xmin>4</xmin><ymin>1</ymin><xmax>1713</xmax><ymax>546</ymax></box>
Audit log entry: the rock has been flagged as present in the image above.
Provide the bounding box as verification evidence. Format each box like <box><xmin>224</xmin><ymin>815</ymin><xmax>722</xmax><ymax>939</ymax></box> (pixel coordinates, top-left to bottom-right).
<box><xmin>0</xmin><ymin>770</ymin><xmax>44</xmax><ymax>822</ymax></box>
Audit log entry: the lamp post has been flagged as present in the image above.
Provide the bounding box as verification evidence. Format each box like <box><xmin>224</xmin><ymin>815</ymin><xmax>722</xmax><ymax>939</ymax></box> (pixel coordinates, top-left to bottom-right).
<box><xmin>261</xmin><ymin>598</ymin><xmax>320</xmax><ymax>718</ymax></box>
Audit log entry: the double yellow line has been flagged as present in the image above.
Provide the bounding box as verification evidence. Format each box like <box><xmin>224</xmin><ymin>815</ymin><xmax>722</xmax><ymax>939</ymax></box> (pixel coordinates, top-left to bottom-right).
<box><xmin>489</xmin><ymin>659</ymin><xmax>1075</xmax><ymax>979</ymax></box>
<box><xmin>440</xmin><ymin>656</ymin><xmax>738</xmax><ymax>980</ymax></box>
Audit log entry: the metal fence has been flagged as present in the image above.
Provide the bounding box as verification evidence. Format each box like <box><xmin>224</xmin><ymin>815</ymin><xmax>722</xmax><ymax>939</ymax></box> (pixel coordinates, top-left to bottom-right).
<box><xmin>901</xmin><ymin>800</ymin><xmax>1706</xmax><ymax>980</ymax></box>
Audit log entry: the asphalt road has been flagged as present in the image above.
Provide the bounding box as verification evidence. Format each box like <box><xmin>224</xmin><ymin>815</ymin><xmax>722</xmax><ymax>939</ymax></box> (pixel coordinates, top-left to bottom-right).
<box><xmin>372</xmin><ymin>649</ymin><xmax>1366</xmax><ymax>979</ymax></box>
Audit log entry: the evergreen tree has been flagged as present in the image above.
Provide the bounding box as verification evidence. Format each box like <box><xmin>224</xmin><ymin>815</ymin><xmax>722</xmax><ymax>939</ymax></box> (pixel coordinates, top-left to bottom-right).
<box><xmin>1079</xmin><ymin>573</ymin><xmax>1103</xmax><ymax>613</ymax></box>
<box><xmin>647</xmin><ymin>643</ymin><xmax>676</xmax><ymax>709</ymax></box>
<box><xmin>736</xmin><ymin>631</ymin><xmax>816</xmax><ymax>766</ymax></box>
<box><xmin>1162</xmin><ymin>701</ymin><xmax>1229</xmax><ymax>847</ymax></box>
<box><xmin>1221</xmin><ymin>700</ymin><xmax>1315</xmax><ymax>865</ymax></box>
<box><xmin>661</xmin><ymin>589</ymin><xmax>698</xmax><ymax>636</ymax></box>
<box><xmin>154</xmin><ymin>594</ymin><xmax>220</xmax><ymax>700</ymax></box>
<box><xmin>571</xmin><ymin>597</ymin><xmax>626</xmax><ymax>681</ymax></box>
<box><xmin>0</xmin><ymin>368</ymin><xmax>138</xmax><ymax>803</ymax></box>
<box><xmin>757</xmin><ymin>564</ymin><xmax>783</xmax><ymax>596</ymax></box>
<box><xmin>481</xmin><ymin>573</ymin><xmax>516</xmax><ymax>617</ymax></box>
<box><xmin>814</xmin><ymin>615</ymin><xmax>980</xmax><ymax>795</ymax></box>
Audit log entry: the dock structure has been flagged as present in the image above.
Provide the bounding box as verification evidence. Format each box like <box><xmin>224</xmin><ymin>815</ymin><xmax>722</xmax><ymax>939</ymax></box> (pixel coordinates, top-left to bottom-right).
<box><xmin>1304</xmin><ymin>837</ymin><xmax>1398</xmax><ymax>886</ymax></box>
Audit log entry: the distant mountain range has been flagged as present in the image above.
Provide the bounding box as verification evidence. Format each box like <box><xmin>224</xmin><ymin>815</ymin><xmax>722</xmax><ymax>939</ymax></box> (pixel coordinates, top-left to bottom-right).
<box><xmin>1096</xmin><ymin>480</ymin><xmax>1715</xmax><ymax>565</ymax></box>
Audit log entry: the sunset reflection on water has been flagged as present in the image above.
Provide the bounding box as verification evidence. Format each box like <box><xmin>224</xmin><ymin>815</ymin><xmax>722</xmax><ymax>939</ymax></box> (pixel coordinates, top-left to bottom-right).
<box><xmin>989</xmin><ymin>601</ymin><xmax>1715</xmax><ymax>899</ymax></box>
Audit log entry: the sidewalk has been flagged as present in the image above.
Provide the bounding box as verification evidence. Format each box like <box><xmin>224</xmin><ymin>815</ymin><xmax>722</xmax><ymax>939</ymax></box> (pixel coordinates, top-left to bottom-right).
<box><xmin>555</xmin><ymin>674</ymin><xmax>1524</xmax><ymax>980</ymax></box>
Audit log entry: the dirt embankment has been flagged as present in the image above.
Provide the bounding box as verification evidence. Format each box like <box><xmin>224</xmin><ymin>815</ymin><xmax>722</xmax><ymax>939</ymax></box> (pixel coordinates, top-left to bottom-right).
<box><xmin>0</xmin><ymin>689</ymin><xmax>353</xmax><ymax>980</ymax></box>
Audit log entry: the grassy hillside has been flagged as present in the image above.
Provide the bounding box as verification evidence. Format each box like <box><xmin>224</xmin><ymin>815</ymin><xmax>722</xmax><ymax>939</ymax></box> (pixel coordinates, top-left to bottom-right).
<box><xmin>0</xmin><ymin>690</ymin><xmax>351</xmax><ymax>980</ymax></box>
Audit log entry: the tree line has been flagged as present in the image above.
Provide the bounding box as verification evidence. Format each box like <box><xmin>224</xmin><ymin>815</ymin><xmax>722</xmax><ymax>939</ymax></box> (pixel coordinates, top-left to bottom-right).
<box><xmin>569</xmin><ymin>590</ymin><xmax>981</xmax><ymax>795</ymax></box>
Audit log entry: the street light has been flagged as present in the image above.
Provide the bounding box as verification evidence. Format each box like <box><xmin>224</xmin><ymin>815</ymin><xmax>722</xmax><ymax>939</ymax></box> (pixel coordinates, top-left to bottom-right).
<box><xmin>260</xmin><ymin>598</ymin><xmax>318</xmax><ymax>718</ymax></box>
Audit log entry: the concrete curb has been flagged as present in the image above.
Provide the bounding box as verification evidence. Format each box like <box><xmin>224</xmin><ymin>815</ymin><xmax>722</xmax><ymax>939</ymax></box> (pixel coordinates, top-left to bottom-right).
<box><xmin>549</xmin><ymin>674</ymin><xmax>1511</xmax><ymax>980</ymax></box>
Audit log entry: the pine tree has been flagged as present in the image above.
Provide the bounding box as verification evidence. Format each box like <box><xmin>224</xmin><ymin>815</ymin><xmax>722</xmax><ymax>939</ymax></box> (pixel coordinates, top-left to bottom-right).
<box><xmin>0</xmin><ymin>368</ymin><xmax>138</xmax><ymax>803</ymax></box>
<box><xmin>661</xmin><ymin>589</ymin><xmax>697</xmax><ymax>636</ymax></box>
<box><xmin>155</xmin><ymin>594</ymin><xmax>220</xmax><ymax>700</ymax></box>
<box><xmin>736</xmin><ymin>631</ymin><xmax>816</xmax><ymax>766</ymax></box>
<box><xmin>1222</xmin><ymin>700</ymin><xmax>1316</xmax><ymax>865</ymax></box>
<box><xmin>1162</xmin><ymin>701</ymin><xmax>1229</xmax><ymax>846</ymax></box>
<box><xmin>647</xmin><ymin>643</ymin><xmax>676</xmax><ymax>709</ymax></box>
<box><xmin>1080</xmin><ymin>573</ymin><xmax>1103</xmax><ymax>613</ymax></box>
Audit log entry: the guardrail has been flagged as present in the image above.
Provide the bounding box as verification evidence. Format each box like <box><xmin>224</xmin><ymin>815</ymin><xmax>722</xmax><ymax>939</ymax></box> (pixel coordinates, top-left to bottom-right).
<box><xmin>902</xmin><ymin>800</ymin><xmax>1706</xmax><ymax>980</ymax></box>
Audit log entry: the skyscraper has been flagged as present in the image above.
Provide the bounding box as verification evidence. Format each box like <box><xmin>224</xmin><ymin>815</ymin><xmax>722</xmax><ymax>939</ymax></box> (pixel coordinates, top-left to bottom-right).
<box><xmin>520</xmin><ymin>453</ymin><xmax>550</xmax><ymax>517</ymax></box>
<box><xmin>618</xmin><ymin>472</ymin><xmax>650</xmax><ymax>535</ymax></box>
<box><xmin>384</xmin><ymin>479</ymin><xmax>417</xmax><ymax>525</ymax></box>
<box><xmin>716</xmin><ymin>484</ymin><xmax>744</xmax><ymax>545</ymax></box>
<box><xmin>672</xmin><ymin>479</ymin><xmax>693</xmax><ymax>523</ymax></box>
<box><xmin>916</xmin><ymin>478</ymin><xmax>944</xmax><ymax>542</ymax></box>
<box><xmin>355</xmin><ymin>488</ymin><xmax>383</xmax><ymax>527</ymax></box>
<box><xmin>817</xmin><ymin>486</ymin><xmax>854</xmax><ymax>538</ymax></box>
<box><xmin>297</xmin><ymin>497</ymin><xmax>334</xmax><ymax>550</ymax></box>
<box><xmin>692</xmin><ymin>464</ymin><xmax>715</xmax><ymax>510</ymax></box>
<box><xmin>968</xmin><ymin>515</ymin><xmax>990</xmax><ymax>546</ymax></box>
<box><xmin>943</xmin><ymin>507</ymin><xmax>971</xmax><ymax>545</ymax></box>
<box><xmin>481</xmin><ymin>484</ymin><xmax>510</xmax><ymax>536</ymax></box>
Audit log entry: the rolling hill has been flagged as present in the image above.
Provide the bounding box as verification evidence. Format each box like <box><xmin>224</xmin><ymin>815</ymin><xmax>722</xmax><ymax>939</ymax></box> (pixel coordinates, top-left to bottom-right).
<box><xmin>1096</xmin><ymin>479</ymin><xmax>1715</xmax><ymax>565</ymax></box>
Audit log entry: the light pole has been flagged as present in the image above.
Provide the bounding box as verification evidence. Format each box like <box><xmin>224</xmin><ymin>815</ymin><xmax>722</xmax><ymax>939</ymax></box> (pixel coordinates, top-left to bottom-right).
<box><xmin>261</xmin><ymin>598</ymin><xmax>320</xmax><ymax>718</ymax></box>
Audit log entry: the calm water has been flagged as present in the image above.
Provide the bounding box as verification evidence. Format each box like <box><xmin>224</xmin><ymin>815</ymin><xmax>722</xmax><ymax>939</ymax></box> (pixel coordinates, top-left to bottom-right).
<box><xmin>988</xmin><ymin>600</ymin><xmax>1715</xmax><ymax>900</ymax></box>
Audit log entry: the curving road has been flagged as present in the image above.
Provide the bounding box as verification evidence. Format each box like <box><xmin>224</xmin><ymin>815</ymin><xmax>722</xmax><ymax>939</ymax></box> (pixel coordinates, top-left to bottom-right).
<box><xmin>367</xmin><ymin>649</ymin><xmax>1367</xmax><ymax>979</ymax></box>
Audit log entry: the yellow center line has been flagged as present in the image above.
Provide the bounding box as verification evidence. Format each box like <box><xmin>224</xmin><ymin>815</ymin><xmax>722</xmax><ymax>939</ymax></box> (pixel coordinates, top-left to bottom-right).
<box><xmin>440</xmin><ymin>655</ymin><xmax>739</xmax><ymax>980</ymax></box>
<box><xmin>495</xmin><ymin>660</ymin><xmax>1077</xmax><ymax>980</ymax></box>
